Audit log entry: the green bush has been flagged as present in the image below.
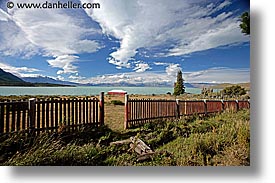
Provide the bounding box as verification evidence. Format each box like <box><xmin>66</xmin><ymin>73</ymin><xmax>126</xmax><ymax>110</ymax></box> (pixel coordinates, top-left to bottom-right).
<box><xmin>222</xmin><ymin>85</ymin><xmax>246</xmax><ymax>97</ymax></box>
<box><xmin>110</xmin><ymin>100</ymin><xmax>124</xmax><ymax>105</ymax></box>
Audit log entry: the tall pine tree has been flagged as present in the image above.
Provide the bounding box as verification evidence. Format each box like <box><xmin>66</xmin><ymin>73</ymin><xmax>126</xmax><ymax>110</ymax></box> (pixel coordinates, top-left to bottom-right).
<box><xmin>173</xmin><ymin>70</ymin><xmax>185</xmax><ymax>96</ymax></box>
<box><xmin>240</xmin><ymin>12</ymin><xmax>250</xmax><ymax>35</ymax></box>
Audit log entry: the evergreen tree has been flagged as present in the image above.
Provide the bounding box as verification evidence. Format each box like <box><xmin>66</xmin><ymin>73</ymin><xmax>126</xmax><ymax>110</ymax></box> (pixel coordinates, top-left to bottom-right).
<box><xmin>173</xmin><ymin>70</ymin><xmax>185</xmax><ymax>96</ymax></box>
<box><xmin>240</xmin><ymin>12</ymin><xmax>250</xmax><ymax>35</ymax></box>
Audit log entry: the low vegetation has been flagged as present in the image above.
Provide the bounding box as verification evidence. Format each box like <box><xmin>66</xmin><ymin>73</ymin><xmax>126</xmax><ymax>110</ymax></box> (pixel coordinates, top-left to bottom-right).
<box><xmin>110</xmin><ymin>100</ymin><xmax>124</xmax><ymax>105</ymax></box>
<box><xmin>200</xmin><ymin>85</ymin><xmax>249</xmax><ymax>100</ymax></box>
<box><xmin>0</xmin><ymin>109</ymin><xmax>250</xmax><ymax>166</ymax></box>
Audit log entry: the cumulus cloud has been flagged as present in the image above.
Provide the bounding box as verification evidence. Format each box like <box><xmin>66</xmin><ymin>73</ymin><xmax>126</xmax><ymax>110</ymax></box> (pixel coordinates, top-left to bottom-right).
<box><xmin>165</xmin><ymin>64</ymin><xmax>181</xmax><ymax>77</ymax></box>
<box><xmin>133</xmin><ymin>61</ymin><xmax>151</xmax><ymax>73</ymax></box>
<box><xmin>47</xmin><ymin>55</ymin><xmax>79</xmax><ymax>74</ymax></box>
<box><xmin>82</xmin><ymin>0</ymin><xmax>248</xmax><ymax>68</ymax></box>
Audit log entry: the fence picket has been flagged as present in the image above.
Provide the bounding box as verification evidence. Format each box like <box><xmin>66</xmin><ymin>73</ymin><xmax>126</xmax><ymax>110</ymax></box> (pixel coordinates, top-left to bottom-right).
<box><xmin>0</xmin><ymin>104</ymin><xmax>4</xmax><ymax>133</ymax></box>
<box><xmin>46</xmin><ymin>99</ymin><xmax>50</xmax><ymax>130</ymax></box>
<box><xmin>124</xmin><ymin>98</ymin><xmax>250</xmax><ymax>129</ymax></box>
<box><xmin>11</xmin><ymin>102</ymin><xmax>16</xmax><ymax>132</ymax></box>
<box><xmin>16</xmin><ymin>103</ymin><xmax>21</xmax><ymax>131</ymax></box>
<box><xmin>5</xmin><ymin>103</ymin><xmax>10</xmax><ymax>133</ymax></box>
<box><xmin>0</xmin><ymin>95</ymin><xmax>102</xmax><ymax>135</ymax></box>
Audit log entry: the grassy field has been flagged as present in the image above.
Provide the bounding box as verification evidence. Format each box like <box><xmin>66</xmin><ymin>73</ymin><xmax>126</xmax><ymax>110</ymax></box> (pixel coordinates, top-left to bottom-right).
<box><xmin>0</xmin><ymin>107</ymin><xmax>250</xmax><ymax>166</ymax></box>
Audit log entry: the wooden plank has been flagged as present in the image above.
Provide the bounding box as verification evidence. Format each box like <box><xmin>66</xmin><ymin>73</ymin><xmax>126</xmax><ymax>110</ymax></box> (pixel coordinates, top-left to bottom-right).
<box><xmin>36</xmin><ymin>99</ymin><xmax>41</xmax><ymax>131</ymax></box>
<box><xmin>110</xmin><ymin>139</ymin><xmax>131</xmax><ymax>146</ymax></box>
<box><xmin>67</xmin><ymin>99</ymin><xmax>71</xmax><ymax>127</ymax></box>
<box><xmin>79</xmin><ymin>99</ymin><xmax>82</xmax><ymax>124</ymax></box>
<box><xmin>46</xmin><ymin>100</ymin><xmax>50</xmax><ymax>129</ymax></box>
<box><xmin>130</xmin><ymin>137</ymin><xmax>153</xmax><ymax>155</ymax></box>
<box><xmin>99</xmin><ymin>93</ymin><xmax>104</xmax><ymax>126</ymax></box>
<box><xmin>89</xmin><ymin>99</ymin><xmax>91</xmax><ymax>124</ymax></box>
<box><xmin>28</xmin><ymin>98</ymin><xmax>36</xmax><ymax>133</ymax></box>
<box><xmin>85</xmin><ymin>97</ymin><xmax>90</xmax><ymax>123</ymax></box>
<box><xmin>75</xmin><ymin>99</ymin><xmax>79</xmax><ymax>125</ymax></box>
<box><xmin>50</xmin><ymin>100</ymin><xmax>54</xmax><ymax>130</ymax></box>
<box><xmin>55</xmin><ymin>99</ymin><xmax>58</xmax><ymax>131</ymax></box>
<box><xmin>95</xmin><ymin>100</ymin><xmax>98</xmax><ymax>124</ymax></box>
<box><xmin>0</xmin><ymin>103</ymin><xmax>4</xmax><ymax>133</ymax></box>
<box><xmin>41</xmin><ymin>100</ymin><xmax>45</xmax><ymax>130</ymax></box>
<box><xmin>92</xmin><ymin>98</ymin><xmax>95</xmax><ymax>124</ymax></box>
<box><xmin>22</xmin><ymin>102</ymin><xmax>27</xmax><ymax>131</ymax></box>
<box><xmin>63</xmin><ymin>98</ymin><xmax>67</xmax><ymax>126</ymax></box>
<box><xmin>59</xmin><ymin>98</ymin><xmax>63</xmax><ymax>125</ymax></box>
<box><xmin>71</xmin><ymin>99</ymin><xmax>75</xmax><ymax>131</ymax></box>
<box><xmin>11</xmin><ymin>102</ymin><xmax>16</xmax><ymax>132</ymax></box>
<box><xmin>82</xmin><ymin>98</ymin><xmax>86</xmax><ymax>124</ymax></box>
<box><xmin>16</xmin><ymin>103</ymin><xmax>21</xmax><ymax>131</ymax></box>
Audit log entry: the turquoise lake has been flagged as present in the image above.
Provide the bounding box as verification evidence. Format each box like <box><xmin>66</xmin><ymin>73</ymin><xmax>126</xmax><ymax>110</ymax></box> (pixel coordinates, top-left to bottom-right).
<box><xmin>0</xmin><ymin>86</ymin><xmax>203</xmax><ymax>96</ymax></box>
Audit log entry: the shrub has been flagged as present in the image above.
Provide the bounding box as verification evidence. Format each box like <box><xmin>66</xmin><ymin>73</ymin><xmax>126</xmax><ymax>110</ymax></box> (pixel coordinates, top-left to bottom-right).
<box><xmin>110</xmin><ymin>100</ymin><xmax>124</xmax><ymax>105</ymax></box>
<box><xmin>222</xmin><ymin>85</ymin><xmax>246</xmax><ymax>97</ymax></box>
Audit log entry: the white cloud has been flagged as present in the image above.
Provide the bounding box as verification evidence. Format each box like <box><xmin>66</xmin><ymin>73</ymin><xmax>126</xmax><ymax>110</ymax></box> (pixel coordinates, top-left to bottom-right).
<box><xmin>165</xmin><ymin>64</ymin><xmax>181</xmax><ymax>77</ymax></box>
<box><xmin>78</xmin><ymin>66</ymin><xmax>249</xmax><ymax>85</ymax></box>
<box><xmin>133</xmin><ymin>61</ymin><xmax>151</xmax><ymax>73</ymax></box>
<box><xmin>68</xmin><ymin>73</ymin><xmax>86</xmax><ymax>83</ymax></box>
<box><xmin>0</xmin><ymin>9</ymin><xmax>11</xmax><ymax>21</ymax></box>
<box><xmin>47</xmin><ymin>55</ymin><xmax>79</xmax><ymax>74</ymax></box>
<box><xmin>82</xmin><ymin>0</ymin><xmax>248</xmax><ymax>68</ymax></box>
<box><xmin>185</xmin><ymin>67</ymin><xmax>250</xmax><ymax>83</ymax></box>
<box><xmin>76</xmin><ymin>63</ymin><xmax>182</xmax><ymax>85</ymax></box>
<box><xmin>0</xmin><ymin>20</ymin><xmax>39</xmax><ymax>58</ymax></box>
<box><xmin>153</xmin><ymin>62</ymin><xmax>170</xmax><ymax>66</ymax></box>
<box><xmin>82</xmin><ymin>72</ymin><xmax>174</xmax><ymax>85</ymax></box>
<box><xmin>0</xmin><ymin>62</ymin><xmax>40</xmax><ymax>77</ymax></box>
<box><xmin>0</xmin><ymin>0</ymin><xmax>102</xmax><ymax>74</ymax></box>
<box><xmin>108</xmin><ymin>57</ymin><xmax>131</xmax><ymax>69</ymax></box>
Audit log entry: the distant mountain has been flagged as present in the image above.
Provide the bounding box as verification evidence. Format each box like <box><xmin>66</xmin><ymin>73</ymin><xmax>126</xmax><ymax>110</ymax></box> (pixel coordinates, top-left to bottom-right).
<box><xmin>188</xmin><ymin>82</ymin><xmax>219</xmax><ymax>89</ymax></box>
<box><xmin>0</xmin><ymin>68</ymin><xmax>32</xmax><ymax>86</ymax></box>
<box><xmin>86</xmin><ymin>82</ymin><xmax>196</xmax><ymax>88</ymax></box>
<box><xmin>22</xmin><ymin>76</ymin><xmax>78</xmax><ymax>86</ymax></box>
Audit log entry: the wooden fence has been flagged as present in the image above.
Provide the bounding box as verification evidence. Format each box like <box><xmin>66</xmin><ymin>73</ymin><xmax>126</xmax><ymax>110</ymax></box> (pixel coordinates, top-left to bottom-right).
<box><xmin>124</xmin><ymin>95</ymin><xmax>250</xmax><ymax>129</ymax></box>
<box><xmin>0</xmin><ymin>92</ymin><xmax>104</xmax><ymax>135</ymax></box>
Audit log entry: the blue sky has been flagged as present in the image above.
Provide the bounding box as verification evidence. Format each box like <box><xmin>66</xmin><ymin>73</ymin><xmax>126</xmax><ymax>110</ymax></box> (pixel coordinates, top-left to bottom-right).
<box><xmin>0</xmin><ymin>0</ymin><xmax>250</xmax><ymax>84</ymax></box>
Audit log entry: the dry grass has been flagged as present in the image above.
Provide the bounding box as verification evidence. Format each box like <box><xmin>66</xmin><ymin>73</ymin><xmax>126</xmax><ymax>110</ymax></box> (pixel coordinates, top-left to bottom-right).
<box><xmin>104</xmin><ymin>104</ymin><xmax>124</xmax><ymax>131</ymax></box>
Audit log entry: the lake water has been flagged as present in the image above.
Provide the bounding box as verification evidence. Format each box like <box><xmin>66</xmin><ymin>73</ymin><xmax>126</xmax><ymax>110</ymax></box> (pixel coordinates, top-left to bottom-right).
<box><xmin>0</xmin><ymin>86</ymin><xmax>202</xmax><ymax>96</ymax></box>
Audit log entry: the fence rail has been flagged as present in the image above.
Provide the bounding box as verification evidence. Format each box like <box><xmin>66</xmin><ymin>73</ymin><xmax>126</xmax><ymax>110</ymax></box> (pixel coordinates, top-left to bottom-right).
<box><xmin>125</xmin><ymin>95</ymin><xmax>250</xmax><ymax>129</ymax></box>
<box><xmin>0</xmin><ymin>92</ymin><xmax>104</xmax><ymax>135</ymax></box>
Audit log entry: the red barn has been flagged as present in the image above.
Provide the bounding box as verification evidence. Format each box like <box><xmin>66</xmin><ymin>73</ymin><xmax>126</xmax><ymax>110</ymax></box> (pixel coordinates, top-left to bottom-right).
<box><xmin>107</xmin><ymin>89</ymin><xmax>127</xmax><ymax>96</ymax></box>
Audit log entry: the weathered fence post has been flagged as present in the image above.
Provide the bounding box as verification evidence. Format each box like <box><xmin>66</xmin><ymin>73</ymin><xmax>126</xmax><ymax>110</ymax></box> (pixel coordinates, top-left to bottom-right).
<box><xmin>204</xmin><ymin>99</ymin><xmax>207</xmax><ymax>115</ymax></box>
<box><xmin>236</xmin><ymin>100</ymin><xmax>239</xmax><ymax>111</ymax></box>
<box><xmin>124</xmin><ymin>94</ymin><xmax>129</xmax><ymax>130</ymax></box>
<box><xmin>99</xmin><ymin>92</ymin><xmax>104</xmax><ymax>126</ymax></box>
<box><xmin>28</xmin><ymin>98</ymin><xmax>36</xmax><ymax>133</ymax></box>
<box><xmin>176</xmin><ymin>99</ymin><xmax>180</xmax><ymax>119</ymax></box>
<box><xmin>184</xmin><ymin>101</ymin><xmax>187</xmax><ymax>115</ymax></box>
<box><xmin>221</xmin><ymin>100</ymin><xmax>224</xmax><ymax>111</ymax></box>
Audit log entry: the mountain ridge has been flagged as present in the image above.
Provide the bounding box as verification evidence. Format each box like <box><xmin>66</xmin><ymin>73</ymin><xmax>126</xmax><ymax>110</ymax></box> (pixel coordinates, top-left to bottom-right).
<box><xmin>0</xmin><ymin>68</ymin><xmax>32</xmax><ymax>86</ymax></box>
